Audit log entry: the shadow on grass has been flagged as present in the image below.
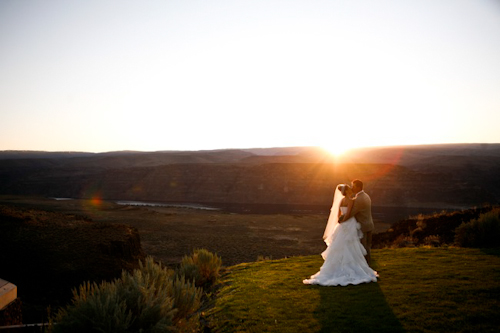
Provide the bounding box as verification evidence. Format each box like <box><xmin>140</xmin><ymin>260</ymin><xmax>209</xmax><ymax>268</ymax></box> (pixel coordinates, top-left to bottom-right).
<box><xmin>315</xmin><ymin>281</ymin><xmax>404</xmax><ymax>333</ymax></box>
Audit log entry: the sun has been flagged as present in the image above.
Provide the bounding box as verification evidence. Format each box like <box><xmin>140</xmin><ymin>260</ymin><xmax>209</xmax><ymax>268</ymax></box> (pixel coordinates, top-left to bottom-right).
<box><xmin>321</xmin><ymin>142</ymin><xmax>351</xmax><ymax>157</ymax></box>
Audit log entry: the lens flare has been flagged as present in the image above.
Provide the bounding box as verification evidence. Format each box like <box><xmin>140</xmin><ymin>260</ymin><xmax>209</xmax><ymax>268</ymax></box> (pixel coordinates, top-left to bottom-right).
<box><xmin>90</xmin><ymin>195</ymin><xmax>102</xmax><ymax>207</ymax></box>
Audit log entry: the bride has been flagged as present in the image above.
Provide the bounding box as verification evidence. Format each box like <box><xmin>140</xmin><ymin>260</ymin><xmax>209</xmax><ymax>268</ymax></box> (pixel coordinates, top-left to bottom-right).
<box><xmin>303</xmin><ymin>184</ymin><xmax>378</xmax><ymax>286</ymax></box>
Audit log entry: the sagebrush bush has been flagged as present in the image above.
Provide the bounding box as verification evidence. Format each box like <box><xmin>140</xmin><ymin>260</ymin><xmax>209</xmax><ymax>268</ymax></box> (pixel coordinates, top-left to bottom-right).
<box><xmin>177</xmin><ymin>262</ymin><xmax>201</xmax><ymax>286</ymax></box>
<box><xmin>423</xmin><ymin>235</ymin><xmax>441</xmax><ymax>247</ymax></box>
<box><xmin>179</xmin><ymin>249</ymin><xmax>222</xmax><ymax>288</ymax></box>
<box><xmin>54</xmin><ymin>281</ymin><xmax>132</xmax><ymax>333</ymax></box>
<box><xmin>53</xmin><ymin>256</ymin><xmax>202</xmax><ymax>332</ymax></box>
<box><xmin>119</xmin><ymin>257</ymin><xmax>201</xmax><ymax>331</ymax></box>
<box><xmin>454</xmin><ymin>208</ymin><xmax>500</xmax><ymax>248</ymax></box>
<box><xmin>391</xmin><ymin>235</ymin><xmax>417</xmax><ymax>248</ymax></box>
<box><xmin>131</xmin><ymin>257</ymin><xmax>202</xmax><ymax>323</ymax></box>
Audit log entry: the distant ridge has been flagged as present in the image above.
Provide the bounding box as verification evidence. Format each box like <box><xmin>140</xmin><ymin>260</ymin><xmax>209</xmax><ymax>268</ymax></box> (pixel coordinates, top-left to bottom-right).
<box><xmin>1</xmin><ymin>144</ymin><xmax>499</xmax><ymax>209</ymax></box>
<box><xmin>0</xmin><ymin>151</ymin><xmax>95</xmax><ymax>159</ymax></box>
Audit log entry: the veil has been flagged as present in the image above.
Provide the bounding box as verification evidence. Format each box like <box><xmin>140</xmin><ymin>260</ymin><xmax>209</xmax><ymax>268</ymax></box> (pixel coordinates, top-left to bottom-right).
<box><xmin>323</xmin><ymin>185</ymin><xmax>345</xmax><ymax>246</ymax></box>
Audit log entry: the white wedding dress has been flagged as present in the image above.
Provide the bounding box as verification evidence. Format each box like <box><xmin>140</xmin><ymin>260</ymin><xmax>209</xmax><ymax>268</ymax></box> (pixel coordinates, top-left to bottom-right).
<box><xmin>303</xmin><ymin>206</ymin><xmax>378</xmax><ymax>286</ymax></box>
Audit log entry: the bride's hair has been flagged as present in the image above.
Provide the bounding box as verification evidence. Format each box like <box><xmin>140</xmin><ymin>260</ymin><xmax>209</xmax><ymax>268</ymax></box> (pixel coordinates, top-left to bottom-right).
<box><xmin>337</xmin><ymin>184</ymin><xmax>351</xmax><ymax>195</ymax></box>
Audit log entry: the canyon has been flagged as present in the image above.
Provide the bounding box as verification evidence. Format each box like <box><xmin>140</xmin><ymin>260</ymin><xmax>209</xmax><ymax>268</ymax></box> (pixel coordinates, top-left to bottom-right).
<box><xmin>1</xmin><ymin>144</ymin><xmax>499</xmax><ymax>210</ymax></box>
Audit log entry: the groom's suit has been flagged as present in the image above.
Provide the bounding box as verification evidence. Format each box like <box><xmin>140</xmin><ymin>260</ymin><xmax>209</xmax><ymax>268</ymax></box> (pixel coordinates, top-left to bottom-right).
<box><xmin>350</xmin><ymin>191</ymin><xmax>374</xmax><ymax>233</ymax></box>
<box><xmin>350</xmin><ymin>190</ymin><xmax>374</xmax><ymax>265</ymax></box>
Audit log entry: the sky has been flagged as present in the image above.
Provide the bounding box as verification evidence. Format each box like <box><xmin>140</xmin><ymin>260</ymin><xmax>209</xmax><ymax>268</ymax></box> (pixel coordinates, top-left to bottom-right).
<box><xmin>1</xmin><ymin>0</ymin><xmax>500</xmax><ymax>154</ymax></box>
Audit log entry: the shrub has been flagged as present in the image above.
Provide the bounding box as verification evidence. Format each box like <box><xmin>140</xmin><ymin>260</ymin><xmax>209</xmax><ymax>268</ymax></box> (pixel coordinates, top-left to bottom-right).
<box><xmin>423</xmin><ymin>235</ymin><xmax>441</xmax><ymax>247</ymax></box>
<box><xmin>168</xmin><ymin>276</ymin><xmax>202</xmax><ymax>329</ymax></box>
<box><xmin>454</xmin><ymin>208</ymin><xmax>500</xmax><ymax>248</ymax></box>
<box><xmin>53</xmin><ymin>281</ymin><xmax>135</xmax><ymax>333</ymax></box>
<box><xmin>392</xmin><ymin>235</ymin><xmax>417</xmax><ymax>248</ymax></box>
<box><xmin>179</xmin><ymin>249</ymin><xmax>222</xmax><ymax>289</ymax></box>
<box><xmin>53</xmin><ymin>256</ymin><xmax>202</xmax><ymax>332</ymax></box>
<box><xmin>119</xmin><ymin>257</ymin><xmax>201</xmax><ymax>330</ymax></box>
<box><xmin>177</xmin><ymin>262</ymin><xmax>201</xmax><ymax>286</ymax></box>
<box><xmin>257</xmin><ymin>255</ymin><xmax>273</xmax><ymax>261</ymax></box>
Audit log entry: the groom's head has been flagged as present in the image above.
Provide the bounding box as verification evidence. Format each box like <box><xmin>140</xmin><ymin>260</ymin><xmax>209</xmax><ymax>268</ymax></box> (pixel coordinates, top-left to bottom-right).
<box><xmin>352</xmin><ymin>179</ymin><xmax>363</xmax><ymax>194</ymax></box>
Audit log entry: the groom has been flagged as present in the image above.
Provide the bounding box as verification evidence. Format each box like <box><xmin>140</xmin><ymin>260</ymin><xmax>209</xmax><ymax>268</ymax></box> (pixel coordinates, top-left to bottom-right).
<box><xmin>341</xmin><ymin>179</ymin><xmax>374</xmax><ymax>266</ymax></box>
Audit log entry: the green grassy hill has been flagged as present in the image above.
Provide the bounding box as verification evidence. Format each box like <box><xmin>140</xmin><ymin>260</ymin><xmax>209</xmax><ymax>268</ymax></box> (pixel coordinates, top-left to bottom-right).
<box><xmin>204</xmin><ymin>248</ymin><xmax>500</xmax><ymax>333</ymax></box>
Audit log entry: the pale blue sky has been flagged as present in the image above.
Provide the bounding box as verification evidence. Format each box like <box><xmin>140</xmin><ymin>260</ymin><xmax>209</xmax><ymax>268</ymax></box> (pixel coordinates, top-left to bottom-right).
<box><xmin>1</xmin><ymin>0</ymin><xmax>499</xmax><ymax>153</ymax></box>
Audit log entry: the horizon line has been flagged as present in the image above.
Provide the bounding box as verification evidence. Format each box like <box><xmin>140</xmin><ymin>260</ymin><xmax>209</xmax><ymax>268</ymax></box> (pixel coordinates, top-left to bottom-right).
<box><xmin>1</xmin><ymin>142</ymin><xmax>499</xmax><ymax>155</ymax></box>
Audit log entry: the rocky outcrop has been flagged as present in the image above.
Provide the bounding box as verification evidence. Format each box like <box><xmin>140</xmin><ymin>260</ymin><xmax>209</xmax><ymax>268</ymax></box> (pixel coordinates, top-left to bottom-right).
<box><xmin>0</xmin><ymin>205</ymin><xmax>146</xmax><ymax>322</ymax></box>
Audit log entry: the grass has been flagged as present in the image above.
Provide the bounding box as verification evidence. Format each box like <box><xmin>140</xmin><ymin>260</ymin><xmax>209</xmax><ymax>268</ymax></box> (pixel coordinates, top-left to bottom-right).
<box><xmin>204</xmin><ymin>247</ymin><xmax>500</xmax><ymax>333</ymax></box>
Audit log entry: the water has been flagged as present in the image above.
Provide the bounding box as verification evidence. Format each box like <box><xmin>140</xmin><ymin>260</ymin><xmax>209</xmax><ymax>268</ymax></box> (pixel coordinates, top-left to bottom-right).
<box><xmin>114</xmin><ymin>200</ymin><xmax>221</xmax><ymax>211</ymax></box>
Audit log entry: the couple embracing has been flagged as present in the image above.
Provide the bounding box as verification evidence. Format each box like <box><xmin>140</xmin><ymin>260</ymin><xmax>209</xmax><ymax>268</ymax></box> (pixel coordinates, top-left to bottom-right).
<box><xmin>303</xmin><ymin>179</ymin><xmax>378</xmax><ymax>286</ymax></box>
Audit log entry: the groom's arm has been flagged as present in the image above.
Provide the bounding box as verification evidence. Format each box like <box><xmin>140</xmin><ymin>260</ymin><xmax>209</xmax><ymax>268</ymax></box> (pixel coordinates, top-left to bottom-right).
<box><xmin>339</xmin><ymin>200</ymin><xmax>355</xmax><ymax>223</ymax></box>
<box><xmin>348</xmin><ymin>196</ymin><xmax>366</xmax><ymax>221</ymax></box>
